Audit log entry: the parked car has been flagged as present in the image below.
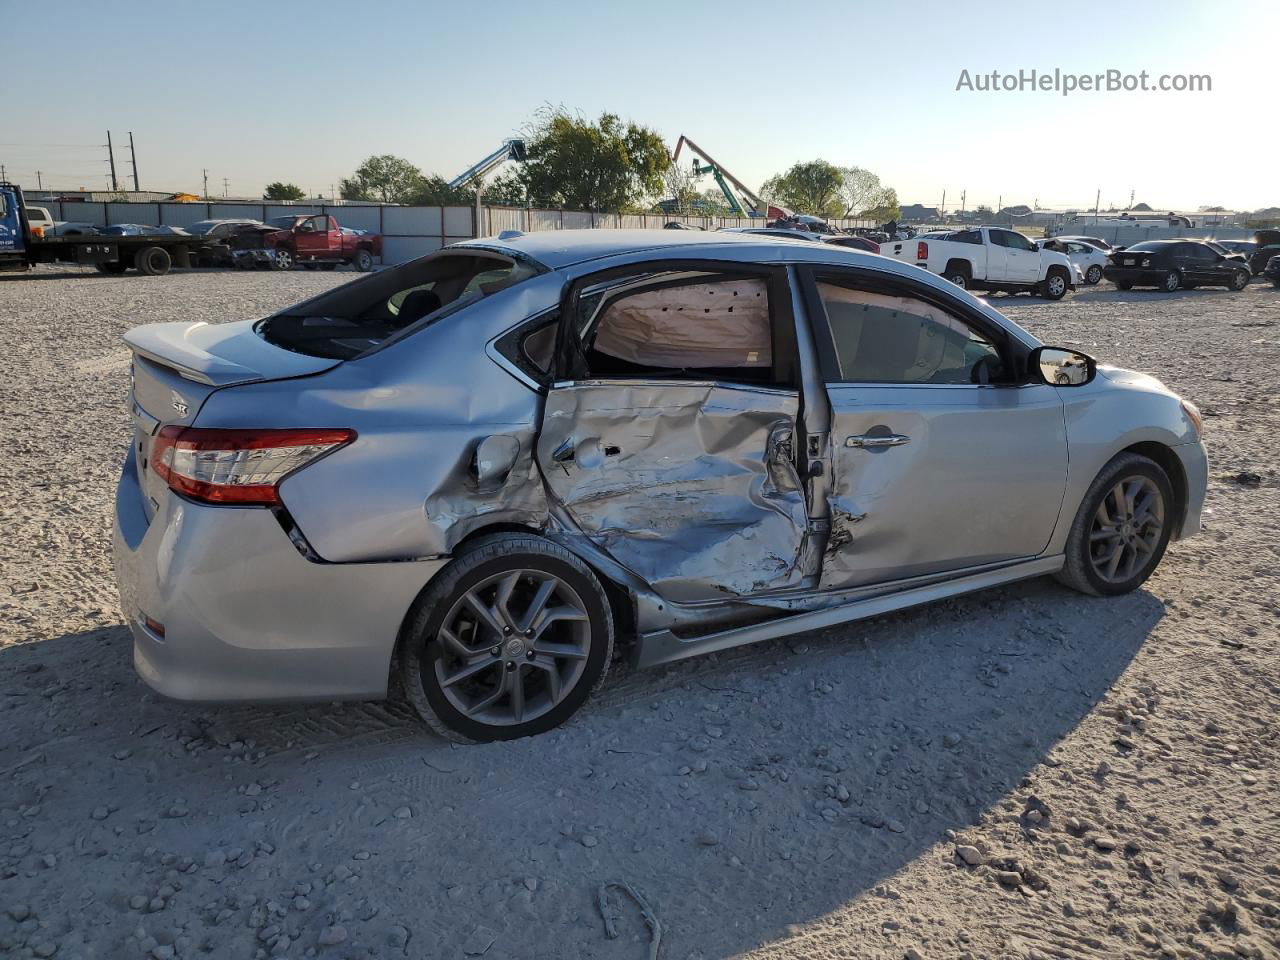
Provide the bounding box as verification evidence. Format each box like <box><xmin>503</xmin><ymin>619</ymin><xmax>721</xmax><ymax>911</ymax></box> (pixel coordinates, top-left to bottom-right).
<box><xmin>720</xmin><ymin>226</ymin><xmax>825</xmax><ymax>242</ymax></box>
<box><xmin>101</xmin><ymin>224</ymin><xmax>192</xmax><ymax>237</ymax></box>
<box><xmin>1103</xmin><ymin>239</ymin><xmax>1252</xmax><ymax>291</ymax></box>
<box><xmin>824</xmin><ymin>235</ymin><xmax>881</xmax><ymax>253</ymax></box>
<box><xmin>185</xmin><ymin>219</ymin><xmax>268</xmax><ymax>267</ymax></box>
<box><xmin>1248</xmin><ymin>243</ymin><xmax>1280</xmax><ymax>276</ymax></box>
<box><xmin>879</xmin><ymin>226</ymin><xmax>1078</xmax><ymax>299</ymax></box>
<box><xmin>1214</xmin><ymin>240</ymin><xmax>1256</xmax><ymax>258</ymax></box>
<box><xmin>21</xmin><ymin>205</ymin><xmax>55</xmax><ymax>233</ymax></box>
<box><xmin>1264</xmin><ymin>255</ymin><xmax>1280</xmax><ymax>288</ymax></box>
<box><xmin>1039</xmin><ymin>237</ymin><xmax>1107</xmax><ymax>285</ymax></box>
<box><xmin>1052</xmin><ymin>235</ymin><xmax>1114</xmax><ymax>254</ymax></box>
<box><xmin>257</xmin><ymin>214</ymin><xmax>382</xmax><ymax>271</ymax></box>
<box><xmin>114</xmin><ymin>229</ymin><xmax>1206</xmax><ymax>741</ymax></box>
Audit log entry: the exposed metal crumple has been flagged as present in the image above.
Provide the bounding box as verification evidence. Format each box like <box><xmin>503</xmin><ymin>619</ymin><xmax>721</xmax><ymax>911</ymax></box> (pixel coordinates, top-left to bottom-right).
<box><xmin>535</xmin><ymin>380</ymin><xmax>809</xmax><ymax>603</ymax></box>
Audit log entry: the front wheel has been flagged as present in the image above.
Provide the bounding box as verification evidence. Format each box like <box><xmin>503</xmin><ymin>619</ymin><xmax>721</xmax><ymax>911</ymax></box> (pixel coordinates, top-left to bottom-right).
<box><xmin>353</xmin><ymin>249</ymin><xmax>374</xmax><ymax>272</ymax></box>
<box><xmin>1162</xmin><ymin>270</ymin><xmax>1181</xmax><ymax>292</ymax></box>
<box><xmin>1055</xmin><ymin>452</ymin><xmax>1174</xmax><ymax>597</ymax></box>
<box><xmin>1229</xmin><ymin>269</ymin><xmax>1249</xmax><ymax>291</ymax></box>
<box><xmin>271</xmin><ymin>247</ymin><xmax>294</xmax><ymax>270</ymax></box>
<box><xmin>400</xmin><ymin>534</ymin><xmax>615</xmax><ymax>743</ymax></box>
<box><xmin>1041</xmin><ymin>270</ymin><xmax>1069</xmax><ymax>300</ymax></box>
<box><xmin>1084</xmin><ymin>264</ymin><xmax>1102</xmax><ymax>285</ymax></box>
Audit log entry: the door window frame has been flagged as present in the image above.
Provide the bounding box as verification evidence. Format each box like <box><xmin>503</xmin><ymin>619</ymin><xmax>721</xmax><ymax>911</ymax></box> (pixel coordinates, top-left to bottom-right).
<box><xmin>796</xmin><ymin>265</ymin><xmax>1032</xmax><ymax>387</ymax></box>
<box><xmin>551</xmin><ymin>259</ymin><xmax>800</xmax><ymax>391</ymax></box>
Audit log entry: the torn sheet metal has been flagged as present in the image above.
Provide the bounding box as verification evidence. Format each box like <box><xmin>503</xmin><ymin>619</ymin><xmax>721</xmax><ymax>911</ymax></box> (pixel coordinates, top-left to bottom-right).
<box><xmin>537</xmin><ymin>380</ymin><xmax>808</xmax><ymax>603</ymax></box>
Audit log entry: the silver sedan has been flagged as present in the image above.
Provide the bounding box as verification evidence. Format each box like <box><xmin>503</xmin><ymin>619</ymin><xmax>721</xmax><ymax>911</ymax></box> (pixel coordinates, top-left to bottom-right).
<box><xmin>114</xmin><ymin>230</ymin><xmax>1207</xmax><ymax>742</ymax></box>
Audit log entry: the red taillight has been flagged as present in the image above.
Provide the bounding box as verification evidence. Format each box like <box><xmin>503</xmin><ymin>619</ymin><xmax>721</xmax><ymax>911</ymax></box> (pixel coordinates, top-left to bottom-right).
<box><xmin>143</xmin><ymin>616</ymin><xmax>166</xmax><ymax>638</ymax></box>
<box><xmin>151</xmin><ymin>426</ymin><xmax>356</xmax><ymax>506</ymax></box>
<box><xmin>917</xmin><ymin>241</ymin><xmax>928</xmax><ymax>260</ymax></box>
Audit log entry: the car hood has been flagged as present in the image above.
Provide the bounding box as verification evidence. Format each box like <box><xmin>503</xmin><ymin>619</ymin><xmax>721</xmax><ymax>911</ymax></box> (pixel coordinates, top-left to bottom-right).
<box><xmin>1097</xmin><ymin>365</ymin><xmax>1175</xmax><ymax>397</ymax></box>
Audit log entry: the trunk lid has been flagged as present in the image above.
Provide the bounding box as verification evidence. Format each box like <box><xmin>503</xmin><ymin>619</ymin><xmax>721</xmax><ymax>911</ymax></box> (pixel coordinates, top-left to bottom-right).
<box><xmin>124</xmin><ymin>319</ymin><xmax>341</xmax><ymax>520</ymax></box>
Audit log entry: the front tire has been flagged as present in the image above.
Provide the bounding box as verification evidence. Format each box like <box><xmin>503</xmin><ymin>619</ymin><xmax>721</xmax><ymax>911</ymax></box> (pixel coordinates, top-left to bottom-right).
<box><xmin>353</xmin><ymin>248</ymin><xmax>374</xmax><ymax>272</ymax></box>
<box><xmin>1041</xmin><ymin>269</ymin><xmax>1069</xmax><ymax>300</ymax></box>
<box><xmin>1085</xmin><ymin>264</ymin><xmax>1102</xmax><ymax>285</ymax></box>
<box><xmin>1055</xmin><ymin>453</ymin><xmax>1174</xmax><ymax>597</ymax></box>
<box><xmin>1229</xmin><ymin>269</ymin><xmax>1249</xmax><ymax>291</ymax></box>
<box><xmin>400</xmin><ymin>534</ymin><xmax>615</xmax><ymax>743</ymax></box>
<box><xmin>271</xmin><ymin>247</ymin><xmax>294</xmax><ymax>270</ymax></box>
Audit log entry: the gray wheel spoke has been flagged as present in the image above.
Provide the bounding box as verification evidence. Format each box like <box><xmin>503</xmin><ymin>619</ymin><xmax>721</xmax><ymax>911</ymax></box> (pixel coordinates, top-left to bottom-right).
<box><xmin>519</xmin><ymin>578</ymin><xmax>557</xmax><ymax>632</ymax></box>
<box><xmin>1088</xmin><ymin>474</ymin><xmax>1165</xmax><ymax>584</ymax></box>
<box><xmin>441</xmin><ymin>655</ymin><xmax>499</xmax><ymax>689</ymax></box>
<box><xmin>532</xmin><ymin>640</ymin><xmax>588</xmax><ymax>660</ymax></box>
<box><xmin>463</xmin><ymin>591</ymin><xmax>506</xmax><ymax>638</ymax></box>
<box><xmin>1090</xmin><ymin>526</ymin><xmax>1120</xmax><ymax>543</ymax></box>
<box><xmin>438</xmin><ymin>625</ymin><xmax>474</xmax><ymax>660</ymax></box>
<box><xmin>493</xmin><ymin>572</ymin><xmax>522</xmax><ymax>628</ymax></box>
<box><xmin>1103</xmin><ymin>542</ymin><xmax>1125</xmax><ymax>579</ymax></box>
<box><xmin>527</xmin><ymin>658</ymin><xmax>563</xmax><ymax>702</ymax></box>
<box><xmin>509</xmin><ymin>666</ymin><xmax>526</xmax><ymax>722</ymax></box>
<box><xmin>462</xmin><ymin>671</ymin><xmax>508</xmax><ymax>716</ymax></box>
<box><xmin>531</xmin><ymin>605</ymin><xmax>589</xmax><ymax>639</ymax></box>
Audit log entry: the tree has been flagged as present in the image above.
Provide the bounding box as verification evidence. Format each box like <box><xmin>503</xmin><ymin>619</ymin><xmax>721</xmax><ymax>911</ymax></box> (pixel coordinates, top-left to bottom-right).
<box><xmin>340</xmin><ymin>155</ymin><xmax>426</xmax><ymax>204</ymax></box>
<box><xmin>759</xmin><ymin>160</ymin><xmax>845</xmax><ymax>217</ymax></box>
<box><xmin>836</xmin><ymin>167</ymin><xmax>890</xmax><ymax>218</ymax></box>
<box><xmin>857</xmin><ymin>187</ymin><xmax>901</xmax><ymax>223</ymax></box>
<box><xmin>519</xmin><ymin>108</ymin><xmax>670</xmax><ymax>211</ymax></box>
<box><xmin>264</xmin><ymin>181</ymin><xmax>306</xmax><ymax>201</ymax></box>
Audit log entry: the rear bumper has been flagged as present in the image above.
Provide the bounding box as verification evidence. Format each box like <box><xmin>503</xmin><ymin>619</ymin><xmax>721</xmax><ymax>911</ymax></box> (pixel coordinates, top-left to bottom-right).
<box><xmin>113</xmin><ymin>449</ymin><xmax>447</xmax><ymax>703</ymax></box>
<box><xmin>1172</xmin><ymin>440</ymin><xmax>1208</xmax><ymax>541</ymax></box>
<box><xmin>1102</xmin><ymin>266</ymin><xmax>1164</xmax><ymax>286</ymax></box>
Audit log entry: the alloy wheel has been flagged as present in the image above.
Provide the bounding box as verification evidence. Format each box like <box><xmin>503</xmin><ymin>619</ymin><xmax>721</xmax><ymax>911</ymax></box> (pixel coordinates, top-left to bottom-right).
<box><xmin>1047</xmin><ymin>275</ymin><xmax>1066</xmax><ymax>297</ymax></box>
<box><xmin>1086</xmin><ymin>265</ymin><xmax>1102</xmax><ymax>284</ymax></box>
<box><xmin>1088</xmin><ymin>476</ymin><xmax>1165</xmax><ymax>584</ymax></box>
<box><xmin>274</xmin><ymin>249</ymin><xmax>293</xmax><ymax>270</ymax></box>
<box><xmin>433</xmin><ymin>569</ymin><xmax>591</xmax><ymax>726</ymax></box>
<box><xmin>1163</xmin><ymin>270</ymin><xmax>1180</xmax><ymax>292</ymax></box>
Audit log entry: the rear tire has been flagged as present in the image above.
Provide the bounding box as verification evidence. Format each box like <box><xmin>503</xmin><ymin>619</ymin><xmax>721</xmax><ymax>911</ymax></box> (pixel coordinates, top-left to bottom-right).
<box><xmin>400</xmin><ymin>534</ymin><xmax>615</xmax><ymax>743</ymax></box>
<box><xmin>1055</xmin><ymin>452</ymin><xmax>1174</xmax><ymax>597</ymax></box>
<box><xmin>1162</xmin><ymin>269</ymin><xmax>1181</xmax><ymax>292</ymax></box>
<box><xmin>134</xmin><ymin>246</ymin><xmax>171</xmax><ymax>276</ymax></box>
<box><xmin>1229</xmin><ymin>269</ymin><xmax>1249</xmax><ymax>291</ymax></box>
<box><xmin>353</xmin><ymin>248</ymin><xmax>374</xmax><ymax>272</ymax></box>
<box><xmin>1084</xmin><ymin>264</ymin><xmax>1102</xmax><ymax>285</ymax></box>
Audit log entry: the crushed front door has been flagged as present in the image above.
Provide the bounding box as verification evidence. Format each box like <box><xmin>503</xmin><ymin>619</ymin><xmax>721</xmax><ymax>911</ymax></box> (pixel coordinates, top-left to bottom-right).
<box><xmin>535</xmin><ymin>266</ymin><xmax>811</xmax><ymax>603</ymax></box>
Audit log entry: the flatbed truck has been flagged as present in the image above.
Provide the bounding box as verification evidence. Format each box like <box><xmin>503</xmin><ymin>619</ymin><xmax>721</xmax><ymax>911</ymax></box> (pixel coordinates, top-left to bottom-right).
<box><xmin>1</xmin><ymin>182</ymin><xmax>202</xmax><ymax>276</ymax></box>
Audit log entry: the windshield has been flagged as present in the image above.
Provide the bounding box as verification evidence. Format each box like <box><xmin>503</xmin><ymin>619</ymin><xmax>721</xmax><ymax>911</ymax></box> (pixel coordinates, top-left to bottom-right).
<box><xmin>256</xmin><ymin>251</ymin><xmax>542</xmax><ymax>360</ymax></box>
<box><xmin>1123</xmin><ymin>241</ymin><xmax>1173</xmax><ymax>253</ymax></box>
<box><xmin>266</xmin><ymin>216</ymin><xmax>300</xmax><ymax>229</ymax></box>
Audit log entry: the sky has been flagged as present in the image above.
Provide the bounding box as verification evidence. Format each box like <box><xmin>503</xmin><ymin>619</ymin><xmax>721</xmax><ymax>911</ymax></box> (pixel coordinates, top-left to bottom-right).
<box><xmin>4</xmin><ymin>0</ymin><xmax>1277</xmax><ymax>212</ymax></box>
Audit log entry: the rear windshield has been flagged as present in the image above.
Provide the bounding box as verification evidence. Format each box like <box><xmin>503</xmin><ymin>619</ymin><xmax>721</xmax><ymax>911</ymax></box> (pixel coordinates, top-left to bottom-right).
<box><xmin>256</xmin><ymin>251</ymin><xmax>541</xmax><ymax>359</ymax></box>
<box><xmin>266</xmin><ymin>216</ymin><xmax>300</xmax><ymax>228</ymax></box>
<box><xmin>1122</xmin><ymin>241</ymin><xmax>1173</xmax><ymax>253</ymax></box>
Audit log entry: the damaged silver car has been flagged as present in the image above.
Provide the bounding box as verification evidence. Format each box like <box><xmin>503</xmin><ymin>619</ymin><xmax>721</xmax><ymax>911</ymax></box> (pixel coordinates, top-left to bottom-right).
<box><xmin>113</xmin><ymin>230</ymin><xmax>1207</xmax><ymax>741</ymax></box>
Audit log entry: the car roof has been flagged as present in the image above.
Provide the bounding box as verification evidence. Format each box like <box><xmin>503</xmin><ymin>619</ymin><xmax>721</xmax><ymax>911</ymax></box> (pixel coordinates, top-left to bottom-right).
<box><xmin>452</xmin><ymin>228</ymin><xmax>845</xmax><ymax>269</ymax></box>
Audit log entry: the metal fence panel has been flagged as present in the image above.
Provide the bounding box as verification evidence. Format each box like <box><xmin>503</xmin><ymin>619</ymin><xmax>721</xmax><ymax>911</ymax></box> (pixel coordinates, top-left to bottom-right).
<box><xmin>107</xmin><ymin>202</ymin><xmax>159</xmax><ymax>226</ymax></box>
<box><xmin>442</xmin><ymin>207</ymin><xmax>473</xmax><ymax>237</ymax></box>
<box><xmin>382</xmin><ymin>206</ymin><xmax>441</xmax><ymax>237</ymax></box>
<box><xmin>157</xmin><ymin>203</ymin><xmax>210</xmax><ymax>228</ymax></box>
<box><xmin>210</xmin><ymin>203</ymin><xmax>267</xmax><ymax>220</ymax></box>
<box><xmin>382</xmin><ymin>236</ymin><xmax>443</xmax><ymax>265</ymax></box>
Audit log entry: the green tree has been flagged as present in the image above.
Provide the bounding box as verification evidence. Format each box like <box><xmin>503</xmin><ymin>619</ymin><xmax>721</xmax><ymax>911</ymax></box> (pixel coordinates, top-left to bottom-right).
<box><xmin>857</xmin><ymin>187</ymin><xmax>901</xmax><ymax>223</ymax></box>
<box><xmin>760</xmin><ymin>160</ymin><xmax>845</xmax><ymax>217</ymax></box>
<box><xmin>519</xmin><ymin>108</ymin><xmax>670</xmax><ymax>211</ymax></box>
<box><xmin>340</xmin><ymin>155</ymin><xmax>426</xmax><ymax>204</ymax></box>
<box><xmin>836</xmin><ymin>167</ymin><xmax>890</xmax><ymax>218</ymax></box>
<box><xmin>264</xmin><ymin>181</ymin><xmax>306</xmax><ymax>201</ymax></box>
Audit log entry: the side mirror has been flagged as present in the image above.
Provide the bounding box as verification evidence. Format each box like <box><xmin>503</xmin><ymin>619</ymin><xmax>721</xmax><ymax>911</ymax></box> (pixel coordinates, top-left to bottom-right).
<box><xmin>1029</xmin><ymin>346</ymin><xmax>1096</xmax><ymax>387</ymax></box>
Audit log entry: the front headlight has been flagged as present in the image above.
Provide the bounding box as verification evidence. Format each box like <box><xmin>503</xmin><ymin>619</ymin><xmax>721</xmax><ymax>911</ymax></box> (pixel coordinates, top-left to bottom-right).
<box><xmin>1181</xmin><ymin>400</ymin><xmax>1203</xmax><ymax>439</ymax></box>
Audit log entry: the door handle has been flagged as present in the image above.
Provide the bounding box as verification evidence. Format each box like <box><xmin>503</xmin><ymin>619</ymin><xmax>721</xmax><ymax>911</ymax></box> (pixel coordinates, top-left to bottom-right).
<box><xmin>846</xmin><ymin>433</ymin><xmax>910</xmax><ymax>449</ymax></box>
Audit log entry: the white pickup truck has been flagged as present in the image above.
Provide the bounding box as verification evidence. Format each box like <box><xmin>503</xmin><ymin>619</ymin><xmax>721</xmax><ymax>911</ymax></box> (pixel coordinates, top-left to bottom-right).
<box><xmin>879</xmin><ymin>226</ymin><xmax>1078</xmax><ymax>300</ymax></box>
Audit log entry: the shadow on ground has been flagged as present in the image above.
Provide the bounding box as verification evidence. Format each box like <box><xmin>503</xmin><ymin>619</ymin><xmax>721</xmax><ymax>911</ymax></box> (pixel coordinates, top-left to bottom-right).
<box><xmin>0</xmin><ymin>576</ymin><xmax>1165</xmax><ymax>958</ymax></box>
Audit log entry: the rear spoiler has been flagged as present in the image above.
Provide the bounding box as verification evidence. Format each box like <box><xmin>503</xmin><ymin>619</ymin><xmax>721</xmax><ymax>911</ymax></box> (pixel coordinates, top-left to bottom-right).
<box><xmin>123</xmin><ymin>321</ymin><xmax>340</xmax><ymax>386</ymax></box>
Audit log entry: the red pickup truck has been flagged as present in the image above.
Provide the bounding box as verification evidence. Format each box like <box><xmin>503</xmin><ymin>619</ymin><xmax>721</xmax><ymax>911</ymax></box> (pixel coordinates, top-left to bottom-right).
<box><xmin>248</xmin><ymin>214</ymin><xmax>382</xmax><ymax>272</ymax></box>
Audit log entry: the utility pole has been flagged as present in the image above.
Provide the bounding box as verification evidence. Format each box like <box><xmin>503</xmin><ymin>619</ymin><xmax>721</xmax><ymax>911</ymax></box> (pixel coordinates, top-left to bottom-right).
<box><xmin>128</xmin><ymin>132</ymin><xmax>140</xmax><ymax>191</ymax></box>
<box><xmin>997</xmin><ymin>194</ymin><xmax>1002</xmax><ymax>216</ymax></box>
<box><xmin>222</xmin><ymin>177</ymin><xmax>230</xmax><ymax>198</ymax></box>
<box><xmin>1128</xmin><ymin>188</ymin><xmax>1134</xmax><ymax>211</ymax></box>
<box><xmin>940</xmin><ymin>189</ymin><xmax>946</xmax><ymax>216</ymax></box>
<box><xmin>1</xmin><ymin>164</ymin><xmax>6</xmax><ymax>182</ymax></box>
<box><xmin>106</xmin><ymin>131</ymin><xmax>119</xmax><ymax>191</ymax></box>
<box><xmin>960</xmin><ymin>189</ymin><xmax>966</xmax><ymax>213</ymax></box>
<box><xmin>202</xmin><ymin>169</ymin><xmax>209</xmax><ymax>199</ymax></box>
<box><xmin>37</xmin><ymin>171</ymin><xmax>42</xmax><ymax>191</ymax></box>
<box><xmin>1094</xmin><ymin>188</ymin><xmax>1101</xmax><ymax>224</ymax></box>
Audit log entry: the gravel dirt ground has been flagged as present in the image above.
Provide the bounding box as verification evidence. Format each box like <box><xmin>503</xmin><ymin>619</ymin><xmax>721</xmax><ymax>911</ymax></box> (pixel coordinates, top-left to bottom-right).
<box><xmin>1</xmin><ymin>266</ymin><xmax>1277</xmax><ymax>960</ymax></box>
